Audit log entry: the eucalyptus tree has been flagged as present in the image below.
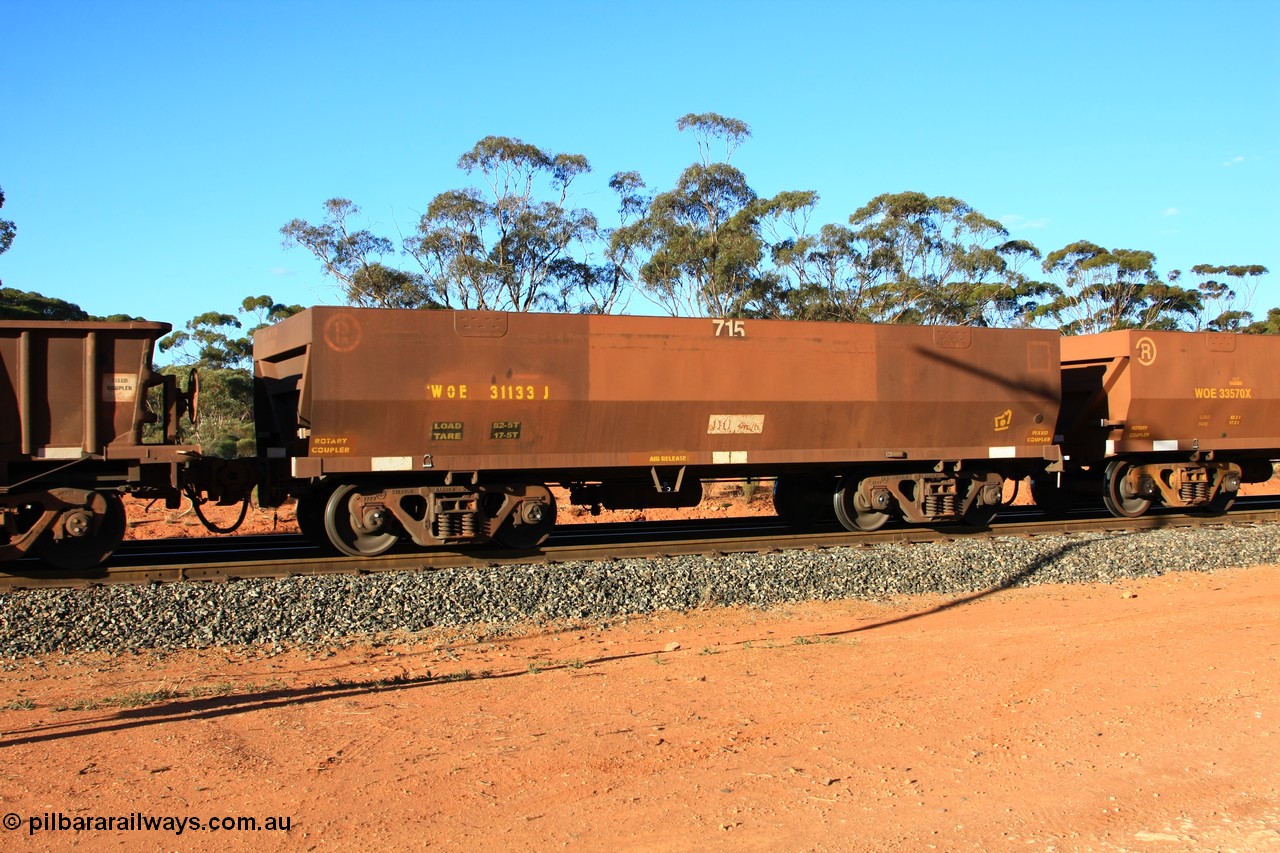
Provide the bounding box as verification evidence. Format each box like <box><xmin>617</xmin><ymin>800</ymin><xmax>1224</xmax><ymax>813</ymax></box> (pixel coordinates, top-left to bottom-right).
<box><xmin>543</xmin><ymin>170</ymin><xmax>651</xmax><ymax>315</ymax></box>
<box><xmin>1033</xmin><ymin>241</ymin><xmax>1201</xmax><ymax>333</ymax></box>
<box><xmin>157</xmin><ymin>296</ymin><xmax>303</xmax><ymax>457</ymax></box>
<box><xmin>1174</xmin><ymin>263</ymin><xmax>1270</xmax><ymax>330</ymax></box>
<box><xmin>0</xmin><ymin>288</ymin><xmax>91</xmax><ymax>321</ymax></box>
<box><xmin>754</xmin><ymin>198</ymin><xmax>878</xmax><ymax>322</ymax></box>
<box><xmin>632</xmin><ymin>159</ymin><xmax>763</xmax><ymax>317</ymax></box>
<box><xmin>160</xmin><ymin>295</ymin><xmax>303</xmax><ymax>369</ymax></box>
<box><xmin>0</xmin><ymin>185</ymin><xmax>14</xmax><ymax>284</ymax></box>
<box><xmin>841</xmin><ymin>191</ymin><xmax>1047</xmax><ymax>327</ymax></box>
<box><xmin>281</xmin><ymin>199</ymin><xmax>432</xmax><ymax>309</ymax></box>
<box><xmin>626</xmin><ymin>113</ymin><xmax>817</xmax><ymax>318</ymax></box>
<box><xmin>1244</xmin><ymin>306</ymin><xmax>1280</xmax><ymax>335</ymax></box>
<box><xmin>405</xmin><ymin>136</ymin><xmax>598</xmax><ymax>312</ymax></box>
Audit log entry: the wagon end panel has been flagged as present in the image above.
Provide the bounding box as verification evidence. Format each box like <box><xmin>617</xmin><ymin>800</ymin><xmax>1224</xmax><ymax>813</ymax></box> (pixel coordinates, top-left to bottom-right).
<box><xmin>253</xmin><ymin>311</ymin><xmax>318</xmax><ymax>498</ymax></box>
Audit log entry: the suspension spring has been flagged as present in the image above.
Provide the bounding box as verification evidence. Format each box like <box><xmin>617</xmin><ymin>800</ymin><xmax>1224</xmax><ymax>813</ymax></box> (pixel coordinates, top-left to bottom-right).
<box><xmin>924</xmin><ymin>494</ymin><xmax>958</xmax><ymax>517</ymax></box>
<box><xmin>1180</xmin><ymin>481</ymin><xmax>1210</xmax><ymax>503</ymax></box>
<box><xmin>434</xmin><ymin>515</ymin><xmax>456</xmax><ymax>539</ymax></box>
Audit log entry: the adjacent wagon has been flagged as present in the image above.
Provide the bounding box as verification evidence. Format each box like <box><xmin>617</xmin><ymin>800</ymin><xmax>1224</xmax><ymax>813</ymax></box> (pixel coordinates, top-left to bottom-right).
<box><xmin>0</xmin><ymin>320</ymin><xmax>195</xmax><ymax>568</ymax></box>
<box><xmin>1037</xmin><ymin>329</ymin><xmax>1280</xmax><ymax>517</ymax></box>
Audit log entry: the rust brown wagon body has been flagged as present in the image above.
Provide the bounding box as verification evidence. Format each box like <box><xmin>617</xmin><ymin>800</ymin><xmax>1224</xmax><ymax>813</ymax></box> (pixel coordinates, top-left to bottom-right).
<box><xmin>1038</xmin><ymin>330</ymin><xmax>1280</xmax><ymax>517</ymax></box>
<box><xmin>0</xmin><ymin>320</ymin><xmax>196</xmax><ymax>568</ymax></box>
<box><xmin>254</xmin><ymin>308</ymin><xmax>1063</xmax><ymax>554</ymax></box>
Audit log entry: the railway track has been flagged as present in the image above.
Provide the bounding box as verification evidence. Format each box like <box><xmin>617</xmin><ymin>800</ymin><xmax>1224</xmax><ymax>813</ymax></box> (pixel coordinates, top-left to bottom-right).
<box><xmin>4</xmin><ymin>497</ymin><xmax>1279</xmax><ymax>592</ymax></box>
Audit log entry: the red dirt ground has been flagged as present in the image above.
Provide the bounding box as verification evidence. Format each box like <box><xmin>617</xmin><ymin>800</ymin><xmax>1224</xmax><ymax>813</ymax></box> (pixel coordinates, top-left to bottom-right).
<box><xmin>1</xmin><ymin>476</ymin><xmax>1276</xmax><ymax>850</ymax></box>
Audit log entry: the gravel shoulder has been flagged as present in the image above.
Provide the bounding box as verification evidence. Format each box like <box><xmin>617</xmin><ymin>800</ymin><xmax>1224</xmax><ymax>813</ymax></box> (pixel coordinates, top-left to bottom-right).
<box><xmin>5</xmin><ymin>525</ymin><xmax>1280</xmax><ymax>656</ymax></box>
<box><xmin>2</xmin><ymin>546</ymin><xmax>1279</xmax><ymax>850</ymax></box>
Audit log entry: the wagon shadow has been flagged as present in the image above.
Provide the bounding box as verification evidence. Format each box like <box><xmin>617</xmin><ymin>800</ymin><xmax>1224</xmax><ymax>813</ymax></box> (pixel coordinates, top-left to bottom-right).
<box><xmin>811</xmin><ymin>535</ymin><xmax>1101</xmax><ymax>638</ymax></box>
<box><xmin>0</xmin><ymin>646</ymin><xmax>708</xmax><ymax>748</ymax></box>
<box><xmin>0</xmin><ymin>670</ymin><xmax>514</xmax><ymax>747</ymax></box>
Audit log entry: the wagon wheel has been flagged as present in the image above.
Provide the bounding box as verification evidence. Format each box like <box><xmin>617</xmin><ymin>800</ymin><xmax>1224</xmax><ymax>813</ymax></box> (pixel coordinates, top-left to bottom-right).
<box><xmin>833</xmin><ymin>481</ymin><xmax>890</xmax><ymax>532</ymax></box>
<box><xmin>1102</xmin><ymin>460</ymin><xmax>1152</xmax><ymax>519</ymax></box>
<box><xmin>323</xmin><ymin>483</ymin><xmax>399</xmax><ymax>557</ymax></box>
<box><xmin>35</xmin><ymin>492</ymin><xmax>127</xmax><ymax>571</ymax></box>
<box><xmin>772</xmin><ymin>476</ymin><xmax>837</xmax><ymax>526</ymax></box>
<box><xmin>491</xmin><ymin>485</ymin><xmax>557</xmax><ymax>549</ymax></box>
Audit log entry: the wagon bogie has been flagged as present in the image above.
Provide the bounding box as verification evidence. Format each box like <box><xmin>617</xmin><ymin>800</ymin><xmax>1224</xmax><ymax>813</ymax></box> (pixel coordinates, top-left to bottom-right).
<box><xmin>1101</xmin><ymin>459</ymin><xmax>1155</xmax><ymax>518</ymax></box>
<box><xmin>832</xmin><ymin>467</ymin><xmax>1011</xmax><ymax>532</ymax></box>
<box><xmin>484</xmin><ymin>483</ymin><xmax>556</xmax><ymax>549</ymax></box>
<box><xmin>304</xmin><ymin>477</ymin><xmax>558</xmax><ymax>554</ymax></box>
<box><xmin>34</xmin><ymin>489</ymin><xmax>128</xmax><ymax>570</ymax></box>
<box><xmin>833</xmin><ymin>478</ymin><xmax>891</xmax><ymax>532</ymax></box>
<box><xmin>1150</xmin><ymin>460</ymin><xmax>1241</xmax><ymax>510</ymax></box>
<box><xmin>1100</xmin><ymin>458</ymin><xmax>1242</xmax><ymax>519</ymax></box>
<box><xmin>322</xmin><ymin>482</ymin><xmax>401</xmax><ymax>557</ymax></box>
<box><xmin>0</xmin><ymin>486</ymin><xmax>128</xmax><ymax>569</ymax></box>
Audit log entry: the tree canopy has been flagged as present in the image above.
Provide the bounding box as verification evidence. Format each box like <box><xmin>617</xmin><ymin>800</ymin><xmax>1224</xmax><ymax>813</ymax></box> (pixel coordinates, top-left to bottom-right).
<box><xmin>281</xmin><ymin>199</ymin><xmax>435</xmax><ymax>309</ymax></box>
<box><xmin>0</xmin><ymin>186</ymin><xmax>14</xmax><ymax>261</ymax></box>
<box><xmin>619</xmin><ymin>115</ymin><xmax>820</xmax><ymax>318</ymax></box>
<box><xmin>0</xmin><ymin>287</ymin><xmax>91</xmax><ymax>321</ymax></box>
<box><xmin>0</xmin><ymin>185</ymin><xmax>16</xmax><ymax>290</ymax></box>
<box><xmin>273</xmin><ymin>116</ymin><xmax>1275</xmax><ymax>333</ymax></box>
<box><xmin>745</xmin><ymin>191</ymin><xmax>1052</xmax><ymax>328</ymax></box>
<box><xmin>404</xmin><ymin>136</ymin><xmax>599</xmax><ymax>312</ymax></box>
<box><xmin>1032</xmin><ymin>241</ymin><xmax>1200</xmax><ymax>333</ymax></box>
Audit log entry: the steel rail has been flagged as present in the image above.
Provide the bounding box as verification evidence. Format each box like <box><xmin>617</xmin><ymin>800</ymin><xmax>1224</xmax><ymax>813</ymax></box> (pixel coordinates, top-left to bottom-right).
<box><xmin>3</xmin><ymin>502</ymin><xmax>1279</xmax><ymax>592</ymax></box>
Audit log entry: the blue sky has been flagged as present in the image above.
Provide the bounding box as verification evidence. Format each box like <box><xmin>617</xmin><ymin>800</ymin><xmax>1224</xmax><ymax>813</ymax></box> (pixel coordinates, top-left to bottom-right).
<box><xmin>2</xmin><ymin>0</ymin><xmax>1277</xmax><ymax>328</ymax></box>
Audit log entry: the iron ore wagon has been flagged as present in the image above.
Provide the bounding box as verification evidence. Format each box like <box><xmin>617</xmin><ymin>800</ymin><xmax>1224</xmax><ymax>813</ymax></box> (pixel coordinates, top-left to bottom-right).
<box><xmin>253</xmin><ymin>308</ymin><xmax>1064</xmax><ymax>555</ymax></box>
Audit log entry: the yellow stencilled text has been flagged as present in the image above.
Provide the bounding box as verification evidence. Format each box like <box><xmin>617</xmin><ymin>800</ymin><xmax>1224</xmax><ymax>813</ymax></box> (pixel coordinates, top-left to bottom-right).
<box><xmin>311</xmin><ymin>436</ymin><xmax>352</xmax><ymax>455</ymax></box>
<box><xmin>1194</xmin><ymin>386</ymin><xmax>1254</xmax><ymax>399</ymax></box>
<box><xmin>491</xmin><ymin>420</ymin><xmax>521</xmax><ymax>439</ymax></box>
<box><xmin>490</xmin><ymin>384</ymin><xmax>550</xmax><ymax>401</ymax></box>
<box><xmin>429</xmin><ymin>384</ymin><xmax>469</xmax><ymax>399</ymax></box>
<box><xmin>432</xmin><ymin>422</ymin><xmax>463</xmax><ymax>441</ymax></box>
<box><xmin>1026</xmin><ymin>428</ymin><xmax>1052</xmax><ymax>444</ymax></box>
